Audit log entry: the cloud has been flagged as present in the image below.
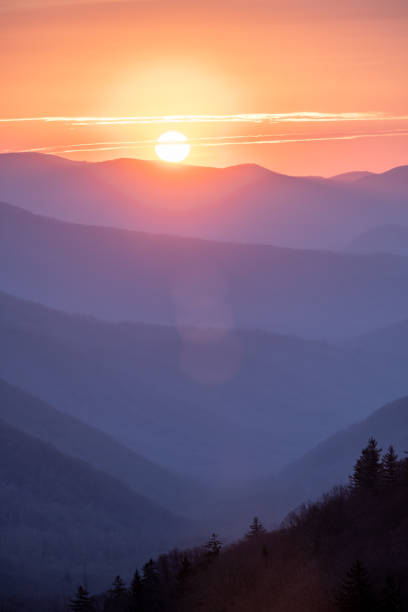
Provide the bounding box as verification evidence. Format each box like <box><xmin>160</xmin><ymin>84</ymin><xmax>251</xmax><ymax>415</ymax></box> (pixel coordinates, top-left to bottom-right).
<box><xmin>4</xmin><ymin>128</ymin><xmax>408</xmax><ymax>156</ymax></box>
<box><xmin>1</xmin><ymin>111</ymin><xmax>407</xmax><ymax>126</ymax></box>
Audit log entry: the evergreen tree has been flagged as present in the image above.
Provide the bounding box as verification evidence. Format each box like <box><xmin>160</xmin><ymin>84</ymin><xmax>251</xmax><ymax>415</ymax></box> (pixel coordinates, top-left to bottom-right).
<box><xmin>111</xmin><ymin>575</ymin><xmax>126</xmax><ymax>598</ymax></box>
<box><xmin>351</xmin><ymin>438</ymin><xmax>382</xmax><ymax>490</ymax></box>
<box><xmin>379</xmin><ymin>575</ymin><xmax>402</xmax><ymax>612</ymax></box>
<box><xmin>335</xmin><ymin>560</ymin><xmax>373</xmax><ymax>612</ymax></box>
<box><xmin>177</xmin><ymin>555</ymin><xmax>192</xmax><ymax>583</ymax></box>
<box><xmin>246</xmin><ymin>516</ymin><xmax>266</xmax><ymax>539</ymax></box>
<box><xmin>104</xmin><ymin>575</ymin><xmax>128</xmax><ymax>611</ymax></box>
<box><xmin>129</xmin><ymin>569</ymin><xmax>143</xmax><ymax>600</ymax></box>
<box><xmin>176</xmin><ymin>555</ymin><xmax>193</xmax><ymax>596</ymax></box>
<box><xmin>69</xmin><ymin>585</ymin><xmax>94</xmax><ymax>611</ymax></box>
<box><xmin>382</xmin><ymin>446</ymin><xmax>399</xmax><ymax>487</ymax></box>
<box><xmin>142</xmin><ymin>559</ymin><xmax>160</xmax><ymax>587</ymax></box>
<box><xmin>205</xmin><ymin>533</ymin><xmax>222</xmax><ymax>560</ymax></box>
<box><xmin>142</xmin><ymin>559</ymin><xmax>161</xmax><ymax>611</ymax></box>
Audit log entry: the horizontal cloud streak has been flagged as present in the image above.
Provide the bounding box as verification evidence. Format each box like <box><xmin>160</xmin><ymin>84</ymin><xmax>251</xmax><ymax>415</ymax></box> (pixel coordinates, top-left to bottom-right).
<box><xmin>4</xmin><ymin>128</ymin><xmax>408</xmax><ymax>156</ymax></box>
<box><xmin>1</xmin><ymin>112</ymin><xmax>408</xmax><ymax>126</ymax></box>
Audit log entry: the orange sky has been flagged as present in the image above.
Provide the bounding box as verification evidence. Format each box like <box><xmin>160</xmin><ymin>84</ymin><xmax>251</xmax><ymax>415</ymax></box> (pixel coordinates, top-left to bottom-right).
<box><xmin>1</xmin><ymin>0</ymin><xmax>408</xmax><ymax>175</ymax></box>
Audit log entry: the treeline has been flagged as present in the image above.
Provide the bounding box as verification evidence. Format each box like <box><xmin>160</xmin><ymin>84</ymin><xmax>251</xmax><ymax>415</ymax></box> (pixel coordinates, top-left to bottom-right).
<box><xmin>68</xmin><ymin>438</ymin><xmax>408</xmax><ymax>611</ymax></box>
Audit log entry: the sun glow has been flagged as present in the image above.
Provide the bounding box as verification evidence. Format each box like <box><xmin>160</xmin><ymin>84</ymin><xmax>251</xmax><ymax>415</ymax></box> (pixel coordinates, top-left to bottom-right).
<box><xmin>155</xmin><ymin>131</ymin><xmax>191</xmax><ymax>163</ymax></box>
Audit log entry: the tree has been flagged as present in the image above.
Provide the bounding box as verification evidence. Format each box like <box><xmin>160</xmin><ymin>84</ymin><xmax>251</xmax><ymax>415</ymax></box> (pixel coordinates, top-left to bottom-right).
<box><xmin>142</xmin><ymin>559</ymin><xmax>162</xmax><ymax>611</ymax></box>
<box><xmin>176</xmin><ymin>555</ymin><xmax>193</xmax><ymax>596</ymax></box>
<box><xmin>69</xmin><ymin>585</ymin><xmax>94</xmax><ymax>611</ymax></box>
<box><xmin>111</xmin><ymin>575</ymin><xmax>126</xmax><ymax>598</ymax></box>
<box><xmin>382</xmin><ymin>446</ymin><xmax>399</xmax><ymax>487</ymax></box>
<box><xmin>104</xmin><ymin>575</ymin><xmax>128</xmax><ymax>611</ymax></box>
<box><xmin>379</xmin><ymin>575</ymin><xmax>402</xmax><ymax>612</ymax></box>
<box><xmin>129</xmin><ymin>569</ymin><xmax>143</xmax><ymax>600</ymax></box>
<box><xmin>351</xmin><ymin>438</ymin><xmax>382</xmax><ymax>490</ymax></box>
<box><xmin>205</xmin><ymin>533</ymin><xmax>222</xmax><ymax>560</ymax></box>
<box><xmin>335</xmin><ymin>560</ymin><xmax>373</xmax><ymax>611</ymax></box>
<box><xmin>246</xmin><ymin>516</ymin><xmax>266</xmax><ymax>539</ymax></box>
<box><xmin>142</xmin><ymin>559</ymin><xmax>160</xmax><ymax>587</ymax></box>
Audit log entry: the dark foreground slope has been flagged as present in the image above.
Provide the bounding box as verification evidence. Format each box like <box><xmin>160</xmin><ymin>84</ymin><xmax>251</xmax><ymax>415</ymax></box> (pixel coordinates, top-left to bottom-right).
<box><xmin>89</xmin><ymin>443</ymin><xmax>408</xmax><ymax>612</ymax></box>
<box><xmin>0</xmin><ymin>420</ymin><xmax>193</xmax><ymax>599</ymax></box>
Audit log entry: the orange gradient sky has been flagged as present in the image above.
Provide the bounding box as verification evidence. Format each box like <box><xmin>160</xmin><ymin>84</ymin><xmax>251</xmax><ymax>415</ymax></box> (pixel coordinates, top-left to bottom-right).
<box><xmin>1</xmin><ymin>0</ymin><xmax>408</xmax><ymax>175</ymax></box>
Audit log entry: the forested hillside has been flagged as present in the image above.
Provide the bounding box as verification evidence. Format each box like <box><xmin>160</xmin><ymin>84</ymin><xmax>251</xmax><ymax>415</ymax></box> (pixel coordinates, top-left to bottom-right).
<box><xmin>68</xmin><ymin>439</ymin><xmax>408</xmax><ymax>612</ymax></box>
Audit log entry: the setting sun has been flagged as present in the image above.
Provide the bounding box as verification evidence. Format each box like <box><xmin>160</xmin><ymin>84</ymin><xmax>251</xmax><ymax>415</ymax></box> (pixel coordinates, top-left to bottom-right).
<box><xmin>155</xmin><ymin>130</ymin><xmax>191</xmax><ymax>163</ymax></box>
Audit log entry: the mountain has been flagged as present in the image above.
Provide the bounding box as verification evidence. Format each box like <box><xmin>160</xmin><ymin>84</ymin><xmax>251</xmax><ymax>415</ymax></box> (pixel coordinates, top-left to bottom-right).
<box><xmin>348</xmin><ymin>224</ymin><xmax>408</xmax><ymax>255</ymax></box>
<box><xmin>353</xmin><ymin>164</ymin><xmax>408</xmax><ymax>198</ymax></box>
<box><xmin>128</xmin><ymin>458</ymin><xmax>408</xmax><ymax>612</ymax></box>
<box><xmin>2</xmin><ymin>291</ymin><xmax>408</xmax><ymax>486</ymax></box>
<box><xmin>1</xmin><ymin>152</ymin><xmax>408</xmax><ymax>249</ymax></box>
<box><xmin>345</xmin><ymin>316</ymin><xmax>408</xmax><ymax>358</ymax></box>
<box><xmin>210</xmin><ymin>395</ymin><xmax>408</xmax><ymax>535</ymax></box>
<box><xmin>4</xmin><ymin>201</ymin><xmax>408</xmax><ymax>339</ymax></box>
<box><xmin>273</xmin><ymin>395</ymin><xmax>408</xmax><ymax>511</ymax></box>
<box><xmin>331</xmin><ymin>170</ymin><xmax>374</xmax><ymax>182</ymax></box>
<box><xmin>0</xmin><ymin>419</ymin><xmax>192</xmax><ymax>598</ymax></box>
<box><xmin>0</xmin><ymin>379</ymin><xmax>204</xmax><ymax>517</ymax></box>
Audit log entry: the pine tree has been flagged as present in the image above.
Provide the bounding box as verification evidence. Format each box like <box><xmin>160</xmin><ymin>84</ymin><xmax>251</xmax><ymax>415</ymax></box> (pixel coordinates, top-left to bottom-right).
<box><xmin>379</xmin><ymin>575</ymin><xmax>402</xmax><ymax>612</ymax></box>
<box><xmin>177</xmin><ymin>555</ymin><xmax>192</xmax><ymax>583</ymax></box>
<box><xmin>129</xmin><ymin>569</ymin><xmax>143</xmax><ymax>599</ymax></box>
<box><xmin>335</xmin><ymin>560</ymin><xmax>373</xmax><ymax>611</ymax></box>
<box><xmin>69</xmin><ymin>585</ymin><xmax>94</xmax><ymax>611</ymax></box>
<box><xmin>205</xmin><ymin>533</ymin><xmax>222</xmax><ymax>560</ymax></box>
<box><xmin>176</xmin><ymin>555</ymin><xmax>193</xmax><ymax>596</ymax></box>
<box><xmin>351</xmin><ymin>438</ymin><xmax>382</xmax><ymax>490</ymax></box>
<box><xmin>142</xmin><ymin>559</ymin><xmax>161</xmax><ymax>611</ymax></box>
<box><xmin>142</xmin><ymin>559</ymin><xmax>160</xmax><ymax>587</ymax></box>
<box><xmin>382</xmin><ymin>446</ymin><xmax>399</xmax><ymax>486</ymax></box>
<box><xmin>111</xmin><ymin>575</ymin><xmax>126</xmax><ymax>598</ymax></box>
<box><xmin>246</xmin><ymin>516</ymin><xmax>266</xmax><ymax>539</ymax></box>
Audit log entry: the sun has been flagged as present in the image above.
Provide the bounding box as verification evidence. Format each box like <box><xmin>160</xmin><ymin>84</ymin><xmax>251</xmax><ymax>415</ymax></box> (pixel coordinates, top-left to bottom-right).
<box><xmin>155</xmin><ymin>130</ymin><xmax>191</xmax><ymax>163</ymax></box>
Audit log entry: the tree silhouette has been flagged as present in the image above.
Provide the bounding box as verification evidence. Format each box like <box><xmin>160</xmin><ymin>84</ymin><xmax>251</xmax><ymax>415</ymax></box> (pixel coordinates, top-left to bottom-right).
<box><xmin>129</xmin><ymin>569</ymin><xmax>143</xmax><ymax>601</ymax></box>
<box><xmin>142</xmin><ymin>559</ymin><xmax>161</xmax><ymax>611</ymax></box>
<box><xmin>335</xmin><ymin>560</ymin><xmax>373</xmax><ymax>611</ymax></box>
<box><xmin>69</xmin><ymin>585</ymin><xmax>94</xmax><ymax>611</ymax></box>
<box><xmin>246</xmin><ymin>516</ymin><xmax>266</xmax><ymax>539</ymax></box>
<box><xmin>205</xmin><ymin>533</ymin><xmax>222</xmax><ymax>560</ymax></box>
<box><xmin>176</xmin><ymin>555</ymin><xmax>193</xmax><ymax>596</ymax></box>
<box><xmin>382</xmin><ymin>446</ymin><xmax>399</xmax><ymax>486</ymax></box>
<box><xmin>351</xmin><ymin>437</ymin><xmax>382</xmax><ymax>490</ymax></box>
<box><xmin>111</xmin><ymin>575</ymin><xmax>126</xmax><ymax>597</ymax></box>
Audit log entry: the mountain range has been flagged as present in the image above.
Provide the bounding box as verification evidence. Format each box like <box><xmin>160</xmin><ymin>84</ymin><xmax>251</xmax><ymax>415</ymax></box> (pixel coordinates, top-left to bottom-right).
<box><xmin>2</xmin><ymin>153</ymin><xmax>408</xmax><ymax>605</ymax></box>
<box><xmin>348</xmin><ymin>224</ymin><xmax>408</xmax><ymax>255</ymax></box>
<box><xmin>0</xmin><ymin>414</ymin><xmax>192</xmax><ymax>597</ymax></box>
<box><xmin>4</xmin><ymin>200</ymin><xmax>408</xmax><ymax>339</ymax></box>
<box><xmin>2</xmin><ymin>289</ymin><xmax>408</xmax><ymax>486</ymax></box>
<box><xmin>0</xmin><ymin>152</ymin><xmax>407</xmax><ymax>249</ymax></box>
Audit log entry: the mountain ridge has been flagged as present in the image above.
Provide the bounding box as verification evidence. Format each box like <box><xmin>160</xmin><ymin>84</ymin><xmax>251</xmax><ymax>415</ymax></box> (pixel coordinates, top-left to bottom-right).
<box><xmin>1</xmin><ymin>152</ymin><xmax>408</xmax><ymax>249</ymax></box>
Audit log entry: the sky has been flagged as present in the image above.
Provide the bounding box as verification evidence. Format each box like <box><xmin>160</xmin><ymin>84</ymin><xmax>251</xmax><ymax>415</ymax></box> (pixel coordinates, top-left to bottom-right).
<box><xmin>1</xmin><ymin>0</ymin><xmax>408</xmax><ymax>175</ymax></box>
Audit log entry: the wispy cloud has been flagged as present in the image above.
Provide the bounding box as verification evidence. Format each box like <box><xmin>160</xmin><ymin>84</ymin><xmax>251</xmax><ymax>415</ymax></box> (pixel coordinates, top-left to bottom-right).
<box><xmin>5</xmin><ymin>128</ymin><xmax>408</xmax><ymax>156</ymax></box>
<box><xmin>1</xmin><ymin>111</ymin><xmax>408</xmax><ymax>126</ymax></box>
